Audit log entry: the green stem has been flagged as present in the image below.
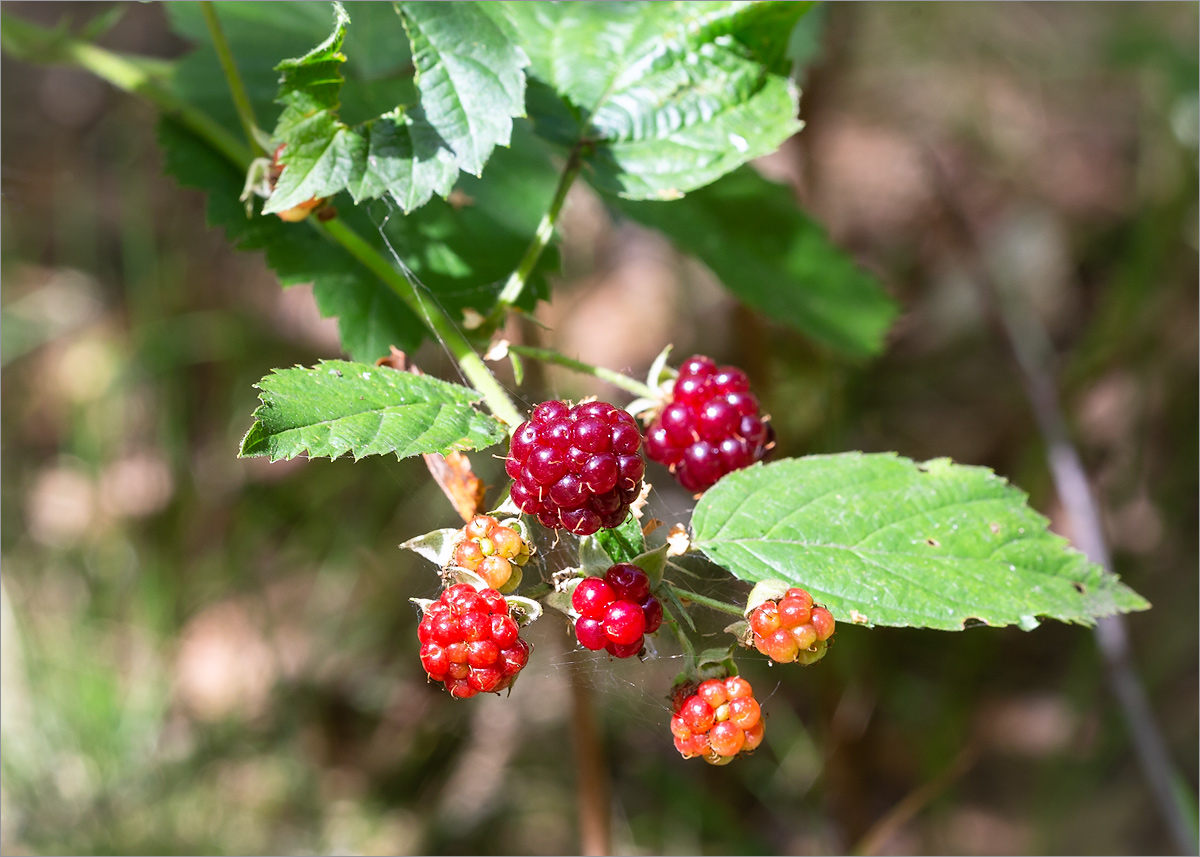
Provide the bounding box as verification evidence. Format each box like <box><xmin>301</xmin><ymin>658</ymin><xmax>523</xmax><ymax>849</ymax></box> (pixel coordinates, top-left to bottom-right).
<box><xmin>669</xmin><ymin>585</ymin><xmax>744</xmax><ymax>616</ymax></box>
<box><xmin>0</xmin><ymin>14</ymin><xmax>526</xmax><ymax>430</ymax></box>
<box><xmin>316</xmin><ymin>218</ymin><xmax>525</xmax><ymax>428</ymax></box>
<box><xmin>506</xmin><ymin>345</ymin><xmax>658</xmax><ymax>400</ymax></box>
<box><xmin>0</xmin><ymin>12</ymin><xmax>251</xmax><ymax>169</ymax></box>
<box><xmin>487</xmin><ymin>147</ymin><xmax>583</xmax><ymax>326</ymax></box>
<box><xmin>667</xmin><ymin>616</ymin><xmax>696</xmax><ymax>661</ymax></box>
<box><xmin>200</xmin><ymin>1</ymin><xmax>264</xmax><ymax>158</ymax></box>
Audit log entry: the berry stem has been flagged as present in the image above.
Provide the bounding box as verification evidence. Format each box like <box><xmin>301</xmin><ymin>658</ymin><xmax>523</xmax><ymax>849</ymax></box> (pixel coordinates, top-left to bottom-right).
<box><xmin>199</xmin><ymin>1</ymin><xmax>265</xmax><ymax>158</ymax></box>
<box><xmin>669</xmin><ymin>585</ymin><xmax>745</xmax><ymax>616</ymax></box>
<box><xmin>316</xmin><ymin>218</ymin><xmax>525</xmax><ymax>427</ymax></box>
<box><xmin>505</xmin><ymin>345</ymin><xmax>658</xmax><ymax>400</ymax></box>
<box><xmin>487</xmin><ymin>146</ymin><xmax>584</xmax><ymax>329</ymax></box>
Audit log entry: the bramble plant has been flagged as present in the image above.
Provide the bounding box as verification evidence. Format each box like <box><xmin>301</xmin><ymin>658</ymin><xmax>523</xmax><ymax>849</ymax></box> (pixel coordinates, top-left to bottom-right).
<box><xmin>2</xmin><ymin>0</ymin><xmax>1150</xmax><ymax>766</ymax></box>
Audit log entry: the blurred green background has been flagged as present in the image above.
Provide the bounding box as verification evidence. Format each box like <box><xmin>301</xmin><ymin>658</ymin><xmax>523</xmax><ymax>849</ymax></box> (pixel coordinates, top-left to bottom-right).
<box><xmin>1</xmin><ymin>2</ymin><xmax>1196</xmax><ymax>854</ymax></box>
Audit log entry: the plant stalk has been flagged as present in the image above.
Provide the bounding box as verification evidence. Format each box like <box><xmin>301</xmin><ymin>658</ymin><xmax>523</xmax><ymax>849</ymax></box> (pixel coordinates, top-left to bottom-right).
<box><xmin>0</xmin><ymin>11</ymin><xmax>251</xmax><ymax>169</ymax></box>
<box><xmin>199</xmin><ymin>1</ymin><xmax>265</xmax><ymax>158</ymax></box>
<box><xmin>506</xmin><ymin>345</ymin><xmax>658</xmax><ymax>400</ymax></box>
<box><xmin>0</xmin><ymin>13</ymin><xmax>526</xmax><ymax>429</ymax></box>
<box><xmin>487</xmin><ymin>146</ymin><xmax>583</xmax><ymax>326</ymax></box>
<box><xmin>316</xmin><ymin>219</ymin><xmax>525</xmax><ymax>427</ymax></box>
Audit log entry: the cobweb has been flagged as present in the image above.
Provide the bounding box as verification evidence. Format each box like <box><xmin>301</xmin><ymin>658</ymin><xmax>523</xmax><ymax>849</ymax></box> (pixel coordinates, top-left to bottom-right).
<box><xmin>367</xmin><ymin>194</ymin><xmax>776</xmax><ymax>724</ymax></box>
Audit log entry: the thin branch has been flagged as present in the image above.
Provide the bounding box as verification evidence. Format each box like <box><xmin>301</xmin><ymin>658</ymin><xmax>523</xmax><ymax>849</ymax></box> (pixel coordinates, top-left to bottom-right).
<box><xmin>199</xmin><ymin>1</ymin><xmax>264</xmax><ymax>157</ymax></box>
<box><xmin>928</xmin><ymin>154</ymin><xmax>1197</xmax><ymax>856</ymax></box>
<box><xmin>1</xmin><ymin>12</ymin><xmax>251</xmax><ymax>169</ymax></box>
<box><xmin>486</xmin><ymin>146</ymin><xmax>583</xmax><ymax>327</ymax></box>
<box><xmin>0</xmin><ymin>14</ymin><xmax>527</xmax><ymax>430</ymax></box>
<box><xmin>570</xmin><ymin>672</ymin><xmax>612</xmax><ymax>856</ymax></box>
<box><xmin>506</xmin><ymin>345</ymin><xmax>658</xmax><ymax>400</ymax></box>
<box><xmin>852</xmin><ymin>744</ymin><xmax>977</xmax><ymax>856</ymax></box>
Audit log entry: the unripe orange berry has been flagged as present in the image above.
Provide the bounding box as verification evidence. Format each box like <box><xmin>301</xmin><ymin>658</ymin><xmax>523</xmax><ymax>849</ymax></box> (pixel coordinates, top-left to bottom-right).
<box><xmin>810</xmin><ymin>606</ymin><xmax>836</xmax><ymax>641</ymax></box>
<box><xmin>477</xmin><ymin>556</ymin><xmax>513</xmax><ymax>590</ymax></box>
<box><xmin>709</xmin><ymin>721</ymin><xmax>745</xmax><ymax>757</ymax></box>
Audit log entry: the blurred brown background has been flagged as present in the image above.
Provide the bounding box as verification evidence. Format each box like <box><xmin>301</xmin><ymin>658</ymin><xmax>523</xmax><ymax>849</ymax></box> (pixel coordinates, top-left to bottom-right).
<box><xmin>1</xmin><ymin>2</ymin><xmax>1196</xmax><ymax>854</ymax></box>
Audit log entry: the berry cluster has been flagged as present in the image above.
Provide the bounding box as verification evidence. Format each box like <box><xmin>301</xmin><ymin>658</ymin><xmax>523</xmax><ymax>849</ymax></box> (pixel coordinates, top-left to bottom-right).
<box><xmin>452</xmin><ymin>514</ymin><xmax>531</xmax><ymax>592</ymax></box>
<box><xmin>571</xmin><ymin>564</ymin><xmax>663</xmax><ymax>658</ymax></box>
<box><xmin>418</xmin><ymin>583</ymin><xmax>532</xmax><ymax>698</ymax></box>
<box><xmin>670</xmin><ymin>677</ymin><xmax>765</xmax><ymax>765</ymax></box>
<box><xmin>645</xmin><ymin>355</ymin><xmax>773</xmax><ymax>493</ymax></box>
<box><xmin>507</xmin><ymin>400</ymin><xmax>645</xmax><ymax>536</ymax></box>
<box><xmin>748</xmin><ymin>587</ymin><xmax>835</xmax><ymax>665</ymax></box>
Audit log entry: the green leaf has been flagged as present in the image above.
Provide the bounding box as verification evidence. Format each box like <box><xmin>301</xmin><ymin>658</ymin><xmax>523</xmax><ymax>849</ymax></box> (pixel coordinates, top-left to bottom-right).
<box><xmin>239</xmin><ymin>360</ymin><xmax>506</xmax><ymax>461</ymax></box>
<box><xmin>398</xmin><ymin>0</ymin><xmax>527</xmax><ymax>177</ymax></box>
<box><xmin>691</xmin><ymin>454</ymin><xmax>1150</xmax><ymax>630</ymax></box>
<box><xmin>159</xmin><ymin>113</ymin><xmax>560</xmax><ymax>360</ymax></box>
<box><xmin>158</xmin><ymin>118</ymin><xmax>426</xmax><ymax>360</ymax></box>
<box><xmin>498</xmin><ymin>1</ymin><xmax>812</xmax><ymax>200</ymax></box>
<box><xmin>595</xmin><ymin>515</ymin><xmax>646</xmax><ymax>566</ymax></box>
<box><xmin>618</xmin><ymin>167</ymin><xmax>898</xmax><ymax>356</ymax></box>
<box><xmin>264</xmin><ymin>1</ymin><xmax>527</xmax><ymax>215</ymax></box>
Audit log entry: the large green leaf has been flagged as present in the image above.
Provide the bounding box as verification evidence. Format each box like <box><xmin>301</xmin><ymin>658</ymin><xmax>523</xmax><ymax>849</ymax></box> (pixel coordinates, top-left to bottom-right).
<box><xmin>264</xmin><ymin>1</ymin><xmax>526</xmax><ymax>215</ymax></box>
<box><xmin>618</xmin><ymin>167</ymin><xmax>898</xmax><ymax>357</ymax></box>
<box><xmin>494</xmin><ymin>1</ymin><xmax>811</xmax><ymax>200</ymax></box>
<box><xmin>691</xmin><ymin>454</ymin><xmax>1149</xmax><ymax>630</ymax></box>
<box><xmin>240</xmin><ymin>360</ymin><xmax>506</xmax><ymax>461</ymax></box>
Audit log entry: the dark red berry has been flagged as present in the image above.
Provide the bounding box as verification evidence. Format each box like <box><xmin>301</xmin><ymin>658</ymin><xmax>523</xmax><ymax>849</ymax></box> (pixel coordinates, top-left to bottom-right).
<box><xmin>508</xmin><ymin>401</ymin><xmax>645</xmax><ymax>535</ymax></box>
<box><xmin>645</xmin><ymin>355</ymin><xmax>773</xmax><ymax>493</ymax></box>
<box><xmin>605</xmin><ymin>563</ymin><xmax>651</xmax><ymax>602</ymax></box>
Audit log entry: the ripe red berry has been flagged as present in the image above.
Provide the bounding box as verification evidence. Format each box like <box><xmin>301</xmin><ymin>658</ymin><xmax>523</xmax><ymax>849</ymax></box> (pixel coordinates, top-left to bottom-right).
<box><xmin>570</xmin><ymin>564</ymin><xmax>662</xmax><ymax>658</ymax></box>
<box><xmin>507</xmin><ymin>401</ymin><xmax>645</xmax><ymax>535</ymax></box>
<box><xmin>645</xmin><ymin>355</ymin><xmax>774</xmax><ymax>493</ymax></box>
<box><xmin>418</xmin><ymin>585</ymin><xmax>532</xmax><ymax>697</ymax></box>
<box><xmin>670</xmin><ymin>675</ymin><xmax>765</xmax><ymax>763</ymax></box>
<box><xmin>747</xmin><ymin>586</ymin><xmax>835</xmax><ymax>665</ymax></box>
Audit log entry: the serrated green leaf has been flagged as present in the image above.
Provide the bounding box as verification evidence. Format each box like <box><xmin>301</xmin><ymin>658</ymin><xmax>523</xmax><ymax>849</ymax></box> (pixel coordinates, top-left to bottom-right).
<box><xmin>239</xmin><ymin>360</ymin><xmax>506</xmax><ymax>461</ymax></box>
<box><xmin>263</xmin><ymin>1</ymin><xmax>527</xmax><ymax>215</ymax></box>
<box><xmin>691</xmin><ymin>454</ymin><xmax>1150</xmax><ymax>630</ymax></box>
<box><xmin>398</xmin><ymin>1</ymin><xmax>527</xmax><ymax>177</ymax></box>
<box><xmin>498</xmin><ymin>1</ymin><xmax>812</xmax><ymax>200</ymax></box>
<box><xmin>618</xmin><ymin>167</ymin><xmax>898</xmax><ymax>356</ymax></box>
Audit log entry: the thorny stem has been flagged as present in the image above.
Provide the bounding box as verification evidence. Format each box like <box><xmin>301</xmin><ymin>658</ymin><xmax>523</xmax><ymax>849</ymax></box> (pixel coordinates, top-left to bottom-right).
<box><xmin>486</xmin><ymin>146</ymin><xmax>584</xmax><ymax>328</ymax></box>
<box><xmin>669</xmin><ymin>585</ymin><xmax>745</xmax><ymax>617</ymax></box>
<box><xmin>506</xmin><ymin>345</ymin><xmax>658</xmax><ymax>400</ymax></box>
<box><xmin>199</xmin><ymin>2</ymin><xmax>264</xmax><ymax>158</ymax></box>
<box><xmin>0</xmin><ymin>14</ymin><xmax>528</xmax><ymax>430</ymax></box>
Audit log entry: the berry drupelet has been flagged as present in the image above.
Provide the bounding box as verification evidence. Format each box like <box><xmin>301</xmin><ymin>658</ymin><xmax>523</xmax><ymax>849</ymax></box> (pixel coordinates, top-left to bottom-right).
<box><xmin>452</xmin><ymin>514</ymin><xmax>531</xmax><ymax>592</ymax></box>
